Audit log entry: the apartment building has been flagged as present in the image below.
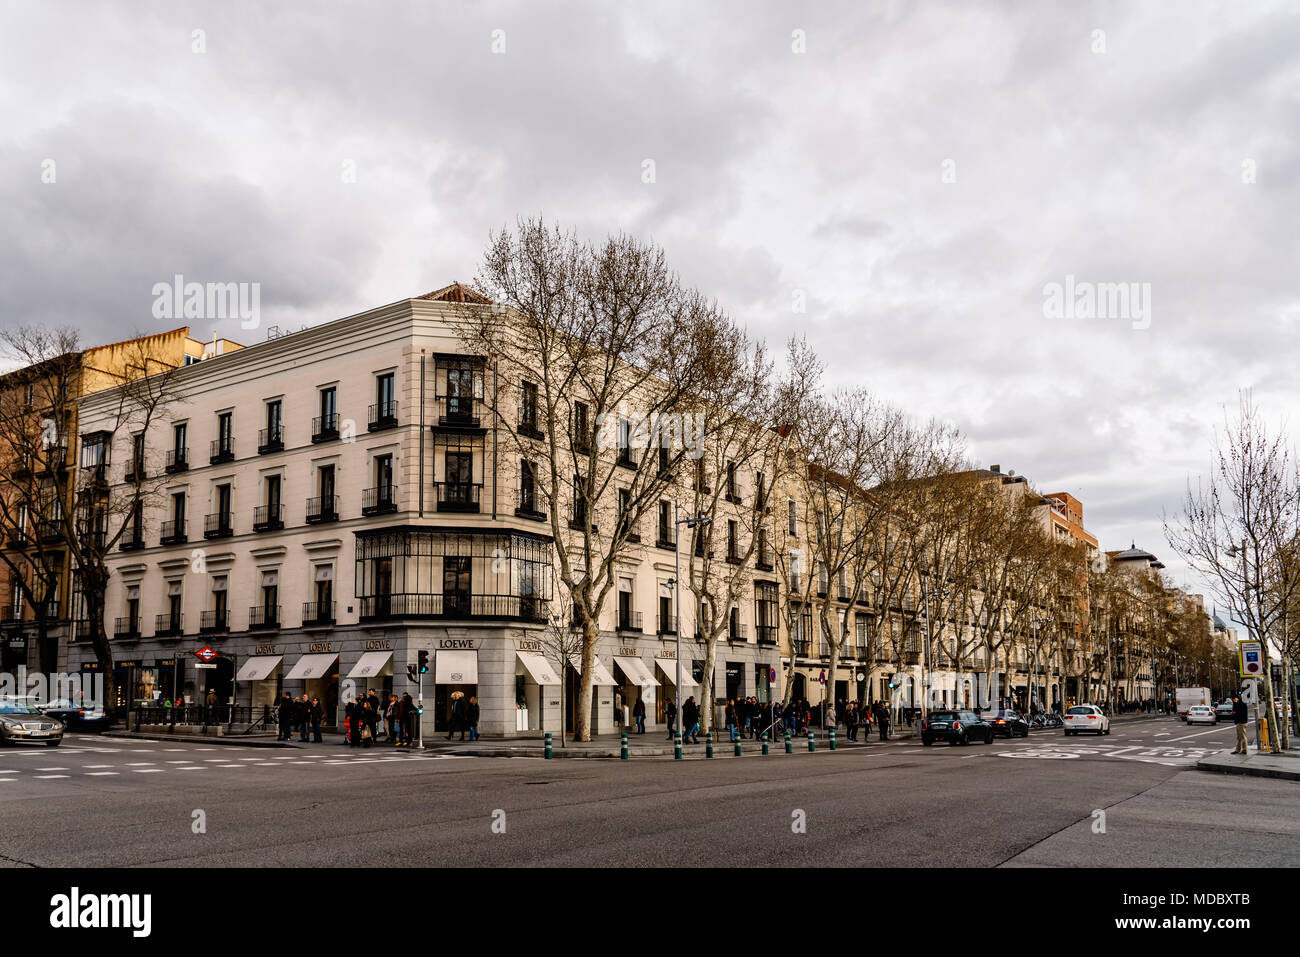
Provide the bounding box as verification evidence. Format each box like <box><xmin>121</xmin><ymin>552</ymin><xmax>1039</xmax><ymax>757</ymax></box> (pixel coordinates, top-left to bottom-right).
<box><xmin>0</xmin><ymin>328</ymin><xmax>240</xmax><ymax>677</ymax></box>
<box><xmin>71</xmin><ymin>286</ymin><xmax>782</xmax><ymax>736</ymax></box>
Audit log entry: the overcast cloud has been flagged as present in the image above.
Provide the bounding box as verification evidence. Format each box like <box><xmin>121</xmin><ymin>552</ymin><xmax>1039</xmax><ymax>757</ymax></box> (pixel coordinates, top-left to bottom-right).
<box><xmin>3</xmin><ymin>0</ymin><xmax>1297</xmax><ymax>605</ymax></box>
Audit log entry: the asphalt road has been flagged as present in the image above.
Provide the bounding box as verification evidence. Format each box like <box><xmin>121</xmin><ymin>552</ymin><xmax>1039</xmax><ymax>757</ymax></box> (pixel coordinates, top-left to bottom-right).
<box><xmin>0</xmin><ymin>714</ymin><xmax>1293</xmax><ymax>867</ymax></box>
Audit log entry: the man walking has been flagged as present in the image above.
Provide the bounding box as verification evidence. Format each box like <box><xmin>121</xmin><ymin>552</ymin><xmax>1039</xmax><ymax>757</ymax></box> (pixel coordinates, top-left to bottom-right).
<box><xmin>665</xmin><ymin>698</ymin><xmax>677</xmax><ymax>739</ymax></box>
<box><xmin>633</xmin><ymin>695</ymin><xmax>646</xmax><ymax>735</ymax></box>
<box><xmin>682</xmin><ymin>696</ymin><xmax>699</xmax><ymax>744</ymax></box>
<box><xmin>1232</xmin><ymin>692</ymin><xmax>1249</xmax><ymax>754</ymax></box>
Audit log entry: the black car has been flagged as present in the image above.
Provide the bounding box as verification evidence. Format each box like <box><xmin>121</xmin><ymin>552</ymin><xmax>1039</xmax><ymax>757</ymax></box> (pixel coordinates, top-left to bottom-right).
<box><xmin>921</xmin><ymin>709</ymin><xmax>993</xmax><ymax>746</ymax></box>
<box><xmin>982</xmin><ymin>709</ymin><xmax>1030</xmax><ymax>738</ymax></box>
<box><xmin>36</xmin><ymin>698</ymin><xmax>111</xmax><ymax>733</ymax></box>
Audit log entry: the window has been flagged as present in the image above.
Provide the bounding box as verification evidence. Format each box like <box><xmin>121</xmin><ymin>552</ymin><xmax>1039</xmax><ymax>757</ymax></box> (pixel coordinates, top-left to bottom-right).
<box><xmin>572</xmin><ymin>401</ymin><xmax>590</xmax><ymax>450</ymax></box>
<box><xmin>788</xmin><ymin>499</ymin><xmax>798</xmax><ymax>536</ymax></box>
<box><xmin>261</xmin><ymin>400</ymin><xmax>283</xmax><ymax>452</ymax></box>
<box><xmin>658</xmin><ymin>502</ymin><xmax>673</xmax><ymax>545</ymax></box>
<box><xmin>166</xmin><ymin>581</ymin><xmax>183</xmax><ymax>629</ymax></box>
<box><xmin>754</xmin><ymin>472</ymin><xmax>766</xmax><ymax>510</ymax></box>
<box><xmin>314</xmin><ymin>387</ymin><xmax>339</xmax><ymax>441</ymax></box>
<box><xmin>129</xmin><ymin>433</ymin><xmax>145</xmax><ymax>479</ymax></box>
<box><xmin>755</xmin><ymin>582</ymin><xmax>778</xmax><ymax>642</ymax></box>
<box><xmin>572</xmin><ymin>474</ymin><xmax>589</xmax><ymax>527</ymax></box>
<box><xmin>726</xmin><ymin>462</ymin><xmax>739</xmax><ymax>501</ymax></box>
<box><xmin>520</xmin><ymin>381</ymin><xmax>539</xmax><ymax>432</ymax></box>
<box><xmin>519</xmin><ymin>459</ymin><xmax>538</xmax><ymax>514</ymax></box>
<box><xmin>173</xmin><ymin>422</ymin><xmax>187</xmax><ymax>454</ymax></box>
<box><xmin>266</xmin><ymin>475</ymin><xmax>281</xmax><ymax>511</ymax></box>
<box><xmin>217</xmin><ymin>412</ymin><xmax>233</xmax><ymax>450</ymax></box>
<box><xmin>442</xmin><ymin>556</ymin><xmax>471</xmax><ymax>615</ymax></box>
<box><xmin>694</xmin><ymin>458</ymin><xmax>709</xmax><ymax>492</ymax></box>
<box><xmin>377</xmin><ymin>372</ymin><xmax>395</xmax><ymax>413</ymax></box>
<box><xmin>727</xmin><ymin>520</ymin><xmax>739</xmax><ymax>561</ymax></box>
<box><xmin>80</xmin><ymin>432</ymin><xmax>109</xmax><ymax>469</ymax></box>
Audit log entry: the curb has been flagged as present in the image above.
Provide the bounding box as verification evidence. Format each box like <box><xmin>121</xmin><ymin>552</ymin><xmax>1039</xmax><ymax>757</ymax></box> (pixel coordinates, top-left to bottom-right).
<box><xmin>1195</xmin><ymin>756</ymin><xmax>1300</xmax><ymax>782</ymax></box>
<box><xmin>102</xmin><ymin>731</ymin><xmax>291</xmax><ymax>748</ymax></box>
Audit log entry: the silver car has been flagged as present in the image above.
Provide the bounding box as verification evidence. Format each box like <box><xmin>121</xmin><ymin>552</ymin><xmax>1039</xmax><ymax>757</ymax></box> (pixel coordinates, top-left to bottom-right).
<box><xmin>1186</xmin><ymin>705</ymin><xmax>1217</xmax><ymax>726</ymax></box>
<box><xmin>0</xmin><ymin>698</ymin><xmax>65</xmax><ymax>746</ymax></box>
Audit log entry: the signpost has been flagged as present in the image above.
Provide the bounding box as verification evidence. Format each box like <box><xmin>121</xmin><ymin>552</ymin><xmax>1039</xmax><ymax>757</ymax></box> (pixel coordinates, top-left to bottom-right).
<box><xmin>1238</xmin><ymin>639</ymin><xmax>1263</xmax><ymax>677</ymax></box>
<box><xmin>194</xmin><ymin>646</ymin><xmax>217</xmax><ymax>663</ymax></box>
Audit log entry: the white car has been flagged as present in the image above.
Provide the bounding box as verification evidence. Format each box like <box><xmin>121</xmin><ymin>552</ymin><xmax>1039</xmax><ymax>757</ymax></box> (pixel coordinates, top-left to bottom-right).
<box><xmin>1186</xmin><ymin>705</ymin><xmax>1217</xmax><ymax>726</ymax></box>
<box><xmin>1063</xmin><ymin>704</ymin><xmax>1110</xmax><ymax>736</ymax></box>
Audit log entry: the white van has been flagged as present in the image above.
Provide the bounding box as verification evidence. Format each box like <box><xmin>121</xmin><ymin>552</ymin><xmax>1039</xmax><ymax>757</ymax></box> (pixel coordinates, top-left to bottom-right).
<box><xmin>1175</xmin><ymin>687</ymin><xmax>1211</xmax><ymax>720</ymax></box>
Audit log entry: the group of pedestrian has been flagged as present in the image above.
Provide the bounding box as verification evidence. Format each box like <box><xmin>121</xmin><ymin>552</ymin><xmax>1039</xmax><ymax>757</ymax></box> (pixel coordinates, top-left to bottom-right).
<box><xmin>275</xmin><ymin>693</ymin><xmax>324</xmax><ymax>743</ymax></box>
<box><xmin>445</xmin><ymin>694</ymin><xmax>480</xmax><ymax>742</ymax></box>
<box><xmin>343</xmin><ymin>689</ymin><xmax>419</xmax><ymax>747</ymax></box>
<box><xmin>1115</xmin><ymin>698</ymin><xmax>1168</xmax><ymax>714</ymax></box>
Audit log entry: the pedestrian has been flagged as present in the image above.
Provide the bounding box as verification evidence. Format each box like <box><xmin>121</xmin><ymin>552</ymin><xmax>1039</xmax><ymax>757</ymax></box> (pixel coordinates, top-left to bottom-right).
<box><xmin>682</xmin><ymin>696</ymin><xmax>699</xmax><ymax>744</ymax></box>
<box><xmin>725</xmin><ymin>699</ymin><xmax>738</xmax><ymax>743</ymax></box>
<box><xmin>344</xmin><ymin>698</ymin><xmax>360</xmax><ymax>747</ymax></box>
<box><xmin>878</xmin><ymin>703</ymin><xmax>890</xmax><ymax>741</ymax></box>
<box><xmin>360</xmin><ymin>700</ymin><xmax>377</xmax><ymax>748</ymax></box>
<box><xmin>277</xmin><ymin>693</ymin><xmax>294</xmax><ymax>741</ymax></box>
<box><xmin>297</xmin><ymin>694</ymin><xmax>311</xmax><ymax>742</ymax></box>
<box><xmin>448</xmin><ymin>693</ymin><xmax>466</xmax><ymax>741</ymax></box>
<box><xmin>400</xmin><ymin>693</ymin><xmax>416</xmax><ymax>747</ymax></box>
<box><xmin>1231</xmin><ymin>693</ymin><xmax>1249</xmax><ymax>754</ymax></box>
<box><xmin>205</xmin><ymin>688</ymin><xmax>218</xmax><ymax>724</ymax></box>
<box><xmin>665</xmin><ymin>698</ymin><xmax>677</xmax><ymax>739</ymax></box>
<box><xmin>385</xmin><ymin>694</ymin><xmax>399</xmax><ymax>744</ymax></box>
<box><xmin>467</xmin><ymin>696</ymin><xmax>481</xmax><ymax>742</ymax></box>
<box><xmin>633</xmin><ymin>695</ymin><xmax>646</xmax><ymax>735</ymax></box>
<box><xmin>310</xmin><ymin>696</ymin><xmax>323</xmax><ymax>743</ymax></box>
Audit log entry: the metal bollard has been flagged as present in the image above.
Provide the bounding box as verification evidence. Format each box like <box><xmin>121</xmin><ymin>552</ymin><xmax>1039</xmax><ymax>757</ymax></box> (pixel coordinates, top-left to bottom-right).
<box><xmin>807</xmin><ymin>729</ymin><xmax>816</xmax><ymax>752</ymax></box>
<box><xmin>706</xmin><ymin>732</ymin><xmax>714</xmax><ymax>758</ymax></box>
<box><xmin>762</xmin><ymin>731</ymin><xmax>769</xmax><ymax>755</ymax></box>
<box><xmin>674</xmin><ymin>734</ymin><xmax>683</xmax><ymax>760</ymax></box>
<box><xmin>544</xmin><ymin>731</ymin><xmax>553</xmax><ymax>759</ymax></box>
<box><xmin>829</xmin><ymin>728</ymin><xmax>837</xmax><ymax>751</ymax></box>
<box><xmin>621</xmin><ymin>732</ymin><xmax>629</xmax><ymax>760</ymax></box>
<box><xmin>785</xmin><ymin>730</ymin><xmax>793</xmax><ymax>753</ymax></box>
<box><xmin>734</xmin><ymin>736</ymin><xmax>742</xmax><ymax>757</ymax></box>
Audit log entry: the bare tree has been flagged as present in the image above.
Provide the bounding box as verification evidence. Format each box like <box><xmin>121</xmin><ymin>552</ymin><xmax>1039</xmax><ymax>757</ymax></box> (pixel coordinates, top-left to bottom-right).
<box><xmin>1165</xmin><ymin>393</ymin><xmax>1299</xmax><ymax>751</ymax></box>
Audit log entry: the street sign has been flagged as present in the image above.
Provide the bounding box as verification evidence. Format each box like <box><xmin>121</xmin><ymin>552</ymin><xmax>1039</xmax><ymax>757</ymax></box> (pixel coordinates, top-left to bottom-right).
<box><xmin>1238</xmin><ymin>639</ymin><xmax>1263</xmax><ymax>677</ymax></box>
<box><xmin>195</xmin><ymin>663</ymin><xmax>217</xmax><ymax>670</ymax></box>
<box><xmin>769</xmin><ymin>668</ymin><xmax>776</xmax><ymax>683</ymax></box>
<box><xmin>819</xmin><ymin>670</ymin><xmax>826</xmax><ymax>686</ymax></box>
<box><xmin>195</xmin><ymin>646</ymin><xmax>218</xmax><ymax>663</ymax></box>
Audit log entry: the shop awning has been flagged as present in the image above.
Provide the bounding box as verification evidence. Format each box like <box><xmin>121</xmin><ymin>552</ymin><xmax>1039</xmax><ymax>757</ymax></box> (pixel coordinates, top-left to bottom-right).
<box><xmin>516</xmin><ymin>652</ymin><xmax>560</xmax><ymax>686</ymax></box>
<box><xmin>657</xmin><ymin>661</ymin><xmax>699</xmax><ymax>693</ymax></box>
<box><xmin>568</xmin><ymin>655</ymin><xmax>617</xmax><ymax>686</ymax></box>
<box><xmin>613</xmin><ymin>656</ymin><xmax>659</xmax><ymax>688</ymax></box>
<box><xmin>347</xmin><ymin>651</ymin><xmax>393</xmax><ymax>680</ymax></box>
<box><xmin>236</xmin><ymin>656</ymin><xmax>282</xmax><ymax>682</ymax></box>
<box><xmin>436</xmin><ymin>649</ymin><xmax>478</xmax><ymax>685</ymax></box>
<box><xmin>285</xmin><ymin>653</ymin><xmax>339</xmax><ymax>681</ymax></box>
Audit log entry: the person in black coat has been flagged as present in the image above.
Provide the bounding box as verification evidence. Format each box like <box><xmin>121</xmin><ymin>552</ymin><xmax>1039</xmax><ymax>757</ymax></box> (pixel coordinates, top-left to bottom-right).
<box><xmin>448</xmin><ymin>695</ymin><xmax>466</xmax><ymax>741</ymax></box>
<box><xmin>309</xmin><ymin>696</ymin><xmax>323</xmax><ymax>743</ymax></box>
<box><xmin>682</xmin><ymin>696</ymin><xmax>699</xmax><ymax>744</ymax></box>
<box><xmin>467</xmin><ymin>696</ymin><xmax>481</xmax><ymax>742</ymax></box>
<box><xmin>277</xmin><ymin>693</ymin><xmax>294</xmax><ymax>741</ymax></box>
<box><xmin>400</xmin><ymin>693</ymin><xmax>416</xmax><ymax>747</ymax></box>
<box><xmin>344</xmin><ymin>699</ymin><xmax>360</xmax><ymax>746</ymax></box>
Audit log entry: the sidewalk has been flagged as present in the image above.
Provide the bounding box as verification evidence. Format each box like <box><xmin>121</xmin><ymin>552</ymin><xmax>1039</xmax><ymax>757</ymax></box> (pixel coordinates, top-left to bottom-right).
<box><xmin>1196</xmin><ymin>746</ymin><xmax>1300</xmax><ymax>782</ymax></box>
<box><xmin>421</xmin><ymin>726</ymin><xmax>917</xmax><ymax>758</ymax></box>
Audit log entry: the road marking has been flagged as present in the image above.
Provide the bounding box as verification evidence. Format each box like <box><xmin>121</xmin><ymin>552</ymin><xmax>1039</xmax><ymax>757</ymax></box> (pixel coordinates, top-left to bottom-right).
<box><xmin>164</xmin><ymin>749</ymin><xmax>189</xmax><ymax>752</ymax></box>
<box><xmin>125</xmin><ymin>762</ymin><xmax>156</xmax><ymax>767</ymax></box>
<box><xmin>86</xmin><ymin>772</ymin><xmax>118</xmax><ymax>776</ymax></box>
<box><xmin>178</xmin><ymin>767</ymin><xmax>205</xmax><ymax>771</ymax></box>
<box><xmin>238</xmin><ymin>758</ymin><xmax>264</xmax><ymax>762</ymax></box>
<box><xmin>194</xmin><ymin>748</ymin><xmax>216</xmax><ymax>751</ymax></box>
<box><xmin>132</xmin><ymin>769</ymin><xmax>165</xmax><ymax>773</ymax></box>
<box><xmin>166</xmin><ymin>760</ymin><xmax>191</xmax><ymax>764</ymax></box>
<box><xmin>215</xmin><ymin>764</ymin><xmax>244</xmax><ymax>768</ymax></box>
<box><xmin>85</xmin><ymin>764</ymin><xmax>113</xmax><ymax>769</ymax></box>
<box><xmin>1167</xmin><ymin>727</ymin><xmax>1227</xmax><ymax>742</ymax></box>
<box><xmin>0</xmin><ymin>769</ymin><xmax>20</xmax><ymax>774</ymax></box>
<box><xmin>35</xmin><ymin>767</ymin><xmax>68</xmax><ymax>771</ymax></box>
<box><xmin>34</xmin><ymin>774</ymin><xmax>69</xmax><ymax>779</ymax></box>
<box><xmin>204</xmin><ymin>759</ymin><xmax>228</xmax><ymax>762</ymax></box>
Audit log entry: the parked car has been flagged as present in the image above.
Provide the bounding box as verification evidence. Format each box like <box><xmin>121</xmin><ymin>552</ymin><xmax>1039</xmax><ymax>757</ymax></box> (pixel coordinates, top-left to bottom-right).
<box><xmin>1185</xmin><ymin>705</ymin><xmax>1217</xmax><ymax>726</ymax></box>
<box><xmin>1213</xmin><ymin>701</ymin><xmax>1235</xmax><ymax>720</ymax></box>
<box><xmin>0</xmin><ymin>698</ymin><xmax>64</xmax><ymax>747</ymax></box>
<box><xmin>921</xmin><ymin>709</ymin><xmax>993</xmax><ymax>746</ymax></box>
<box><xmin>983</xmin><ymin>709</ymin><xmax>1030</xmax><ymax>738</ymax></box>
<box><xmin>35</xmin><ymin>698</ymin><xmax>111</xmax><ymax>732</ymax></box>
<box><xmin>1063</xmin><ymin>704</ymin><xmax>1110</xmax><ymax>736</ymax></box>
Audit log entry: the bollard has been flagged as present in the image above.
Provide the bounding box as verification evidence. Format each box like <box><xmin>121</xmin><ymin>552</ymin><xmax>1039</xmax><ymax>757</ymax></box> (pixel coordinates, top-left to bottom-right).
<box><xmin>829</xmin><ymin>728</ymin><xmax>837</xmax><ymax>751</ymax></box>
<box><xmin>1260</xmin><ymin>718</ymin><xmax>1271</xmax><ymax>751</ymax></box>
<box><xmin>621</xmin><ymin>732</ymin><xmax>629</xmax><ymax>760</ymax></box>
<box><xmin>762</xmin><ymin>731</ymin><xmax>769</xmax><ymax>756</ymax></box>
<box><xmin>706</xmin><ymin>732</ymin><xmax>714</xmax><ymax>759</ymax></box>
<box><xmin>544</xmin><ymin>731</ymin><xmax>553</xmax><ymax>759</ymax></box>
<box><xmin>734</xmin><ymin>736</ymin><xmax>742</xmax><ymax>757</ymax></box>
<box><xmin>807</xmin><ymin>729</ymin><xmax>815</xmax><ymax>752</ymax></box>
<box><xmin>785</xmin><ymin>730</ymin><xmax>793</xmax><ymax>753</ymax></box>
<box><xmin>674</xmin><ymin>733</ymin><xmax>683</xmax><ymax>760</ymax></box>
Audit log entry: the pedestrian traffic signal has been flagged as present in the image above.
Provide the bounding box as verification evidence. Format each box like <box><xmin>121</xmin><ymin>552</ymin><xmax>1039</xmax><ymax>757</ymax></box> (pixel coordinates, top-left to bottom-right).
<box><xmin>407</xmin><ymin>664</ymin><xmax>418</xmax><ymax>682</ymax></box>
<box><xmin>418</xmin><ymin>650</ymin><xmax>429</xmax><ymax>674</ymax></box>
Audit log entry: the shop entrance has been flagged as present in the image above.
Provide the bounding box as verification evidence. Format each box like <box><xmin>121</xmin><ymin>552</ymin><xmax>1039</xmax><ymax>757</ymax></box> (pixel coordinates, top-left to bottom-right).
<box><xmin>725</xmin><ymin>662</ymin><xmax>742</xmax><ymax>701</ymax></box>
<box><xmin>434</xmin><ymin>683</ymin><xmax>476</xmax><ymax>734</ymax></box>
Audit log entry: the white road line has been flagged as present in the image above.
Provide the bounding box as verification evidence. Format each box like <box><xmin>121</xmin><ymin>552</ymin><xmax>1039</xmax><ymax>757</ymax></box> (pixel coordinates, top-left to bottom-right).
<box><xmin>34</xmin><ymin>774</ymin><xmax>69</xmax><ymax>779</ymax></box>
<box><xmin>35</xmin><ymin>767</ymin><xmax>68</xmax><ymax>771</ymax></box>
<box><xmin>194</xmin><ymin>748</ymin><xmax>216</xmax><ymax>751</ymax></box>
<box><xmin>203</xmin><ymin>759</ymin><xmax>228</xmax><ymax>762</ymax></box>
<box><xmin>215</xmin><ymin>764</ymin><xmax>244</xmax><ymax>768</ymax></box>
<box><xmin>132</xmin><ymin>769</ymin><xmax>165</xmax><ymax>773</ymax></box>
<box><xmin>85</xmin><ymin>764</ymin><xmax>113</xmax><ymax>769</ymax></box>
<box><xmin>165</xmin><ymin>760</ymin><xmax>191</xmax><ymax>764</ymax></box>
<box><xmin>178</xmin><ymin>767</ymin><xmax>205</xmax><ymax>771</ymax></box>
<box><xmin>0</xmin><ymin>769</ymin><xmax>20</xmax><ymax>774</ymax></box>
<box><xmin>164</xmin><ymin>749</ymin><xmax>188</xmax><ymax>752</ymax></box>
<box><xmin>85</xmin><ymin>772</ymin><xmax>118</xmax><ymax>776</ymax></box>
<box><xmin>1167</xmin><ymin>727</ymin><xmax>1228</xmax><ymax>742</ymax></box>
<box><xmin>238</xmin><ymin>758</ymin><xmax>264</xmax><ymax>762</ymax></box>
<box><xmin>125</xmin><ymin>762</ymin><xmax>156</xmax><ymax>767</ymax></box>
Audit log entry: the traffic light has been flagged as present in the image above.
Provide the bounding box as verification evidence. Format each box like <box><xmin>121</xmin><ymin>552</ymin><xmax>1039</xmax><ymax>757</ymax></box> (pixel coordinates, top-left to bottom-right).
<box><xmin>418</xmin><ymin>650</ymin><xmax>429</xmax><ymax>674</ymax></box>
<box><xmin>407</xmin><ymin>664</ymin><xmax>417</xmax><ymax>682</ymax></box>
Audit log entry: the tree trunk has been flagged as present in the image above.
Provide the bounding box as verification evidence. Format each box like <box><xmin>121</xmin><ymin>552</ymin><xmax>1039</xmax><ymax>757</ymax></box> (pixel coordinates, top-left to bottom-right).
<box><xmin>700</xmin><ymin>637</ymin><xmax>719</xmax><ymax>734</ymax></box>
<box><xmin>574</xmin><ymin>619</ymin><xmax>598</xmax><ymax>741</ymax></box>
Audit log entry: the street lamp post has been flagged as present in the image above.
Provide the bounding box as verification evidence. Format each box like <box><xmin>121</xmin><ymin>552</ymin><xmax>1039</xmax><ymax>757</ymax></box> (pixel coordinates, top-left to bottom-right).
<box><xmin>671</xmin><ymin>501</ymin><xmax>710</xmax><ymax>742</ymax></box>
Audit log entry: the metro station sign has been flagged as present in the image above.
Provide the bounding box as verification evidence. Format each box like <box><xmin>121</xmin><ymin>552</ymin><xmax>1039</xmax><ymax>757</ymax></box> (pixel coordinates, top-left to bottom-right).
<box><xmin>194</xmin><ymin>646</ymin><xmax>218</xmax><ymax>663</ymax></box>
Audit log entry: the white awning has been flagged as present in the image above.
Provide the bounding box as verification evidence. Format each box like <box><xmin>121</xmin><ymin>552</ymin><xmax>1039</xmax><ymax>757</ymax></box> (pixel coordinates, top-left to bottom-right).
<box><xmin>236</xmin><ymin>655</ymin><xmax>282</xmax><ymax>682</ymax></box>
<box><xmin>613</xmin><ymin>656</ymin><xmax>659</xmax><ymax>688</ymax></box>
<box><xmin>285</xmin><ymin>653</ymin><xmax>339</xmax><ymax>681</ymax></box>
<box><xmin>516</xmin><ymin>652</ymin><xmax>560</xmax><ymax>686</ymax></box>
<box><xmin>657</xmin><ymin>661</ymin><xmax>699</xmax><ymax>693</ymax></box>
<box><xmin>568</xmin><ymin>654</ymin><xmax>617</xmax><ymax>686</ymax></box>
<box><xmin>347</xmin><ymin>651</ymin><xmax>393</xmax><ymax>680</ymax></box>
<box><xmin>436</xmin><ymin>649</ymin><xmax>478</xmax><ymax>685</ymax></box>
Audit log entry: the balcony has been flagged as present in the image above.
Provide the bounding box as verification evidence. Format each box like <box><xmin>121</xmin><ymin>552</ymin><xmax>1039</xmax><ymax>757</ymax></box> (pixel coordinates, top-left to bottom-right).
<box><xmin>358</xmin><ymin>594</ymin><xmax>548</xmax><ymax>623</ymax></box>
<box><xmin>793</xmin><ymin>638</ymin><xmax>812</xmax><ymax>657</ymax></box>
<box><xmin>617</xmin><ymin>610</ymin><xmax>643</xmax><ymax>633</ymax></box>
<box><xmin>258</xmin><ymin>426</ymin><xmax>284</xmax><ymax>455</ymax></box>
<box><xmin>209</xmin><ymin>437</ymin><xmax>235</xmax><ymax>465</ymax></box>
<box><xmin>657</xmin><ymin>614</ymin><xmax>677</xmax><ymax>636</ymax></box>
<box><xmin>362</xmin><ymin>485</ymin><xmax>397</xmax><ymax>516</ymax></box>
<box><xmin>6</xmin><ymin>529</ymin><xmax>29</xmax><ymax>549</ymax></box>
<box><xmin>247</xmin><ymin>605</ymin><xmax>280</xmax><ymax>631</ymax></box>
<box><xmin>119</xmin><ymin>526</ymin><xmax>145</xmax><ymax>551</ymax></box>
<box><xmin>203</xmin><ymin>512</ymin><xmax>234</xmax><ymax>539</ymax></box>
<box><xmin>253</xmin><ymin>504</ymin><xmax>284</xmax><ymax>532</ymax></box>
<box><xmin>312</xmin><ymin>413</ymin><xmax>340</xmax><ymax>443</ymax></box>
<box><xmin>368</xmin><ymin>400</ymin><xmax>398</xmax><ymax>432</ymax></box>
<box><xmin>154</xmin><ymin>613</ymin><xmax>184</xmax><ymax>638</ymax></box>
<box><xmin>200</xmin><ymin>609</ymin><xmax>229</xmax><ymax>634</ymax></box>
<box><xmin>725</xmin><ymin>488</ymin><xmax>741</xmax><ymax>505</ymax></box>
<box><xmin>572</xmin><ymin>430</ymin><xmax>592</xmax><ymax>454</ymax></box>
<box><xmin>113</xmin><ymin>616</ymin><xmax>141</xmax><ymax>639</ymax></box>
<box><xmin>124</xmin><ymin>460</ymin><xmax>146</xmax><ymax>483</ymax></box>
<box><xmin>37</xmin><ymin>445</ymin><xmax>69</xmax><ymax>475</ymax></box>
<box><xmin>656</xmin><ymin>533</ymin><xmax>676</xmax><ymax>551</ymax></box>
<box><xmin>165</xmin><ymin>448</ymin><xmax>188</xmax><ymax>473</ymax></box>
<box><xmin>728</xmin><ymin>623</ymin><xmax>748</xmax><ymax>642</ymax></box>
<box><xmin>726</xmin><ymin>548</ymin><xmax>743</xmax><ymax>565</ymax></box>
<box><xmin>615</xmin><ymin>520</ymin><xmax>640</xmax><ymax>543</ymax></box>
<box><xmin>616</xmin><ymin>449</ymin><xmax>637</xmax><ymax>470</ymax></box>
<box><xmin>516</xmin><ymin>498</ymin><xmax>547</xmax><ymax>522</ymax></box>
<box><xmin>755</xmin><ymin>624</ymin><xmax>778</xmax><ymax>645</ymax></box>
<box><xmin>756</xmin><ymin>550</ymin><xmax>774</xmax><ymax>572</ymax></box>
<box><xmin>305</xmin><ymin>495</ymin><xmax>340</xmax><ymax>524</ymax></box>
<box><xmin>302</xmin><ymin>600</ymin><xmax>336</xmax><ymax>627</ymax></box>
<box><xmin>569</xmin><ymin>508</ymin><xmax>596</xmax><ymax>532</ymax></box>
<box><xmin>437</xmin><ymin>396</ymin><xmax>479</xmax><ymax>429</ymax></box>
<box><xmin>160</xmin><ymin>519</ymin><xmax>187</xmax><ymax>546</ymax></box>
<box><xmin>435</xmin><ymin>481</ymin><xmax>482</xmax><ymax>513</ymax></box>
<box><xmin>517</xmin><ymin>406</ymin><xmax>544</xmax><ymax>440</ymax></box>
<box><xmin>37</xmin><ymin>519</ymin><xmax>64</xmax><ymax>544</ymax></box>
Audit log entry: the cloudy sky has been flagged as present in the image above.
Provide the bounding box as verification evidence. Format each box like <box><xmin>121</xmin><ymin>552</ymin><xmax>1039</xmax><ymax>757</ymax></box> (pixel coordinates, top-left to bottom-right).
<box><xmin>3</xmin><ymin>0</ymin><xmax>1297</xmax><ymax>603</ymax></box>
